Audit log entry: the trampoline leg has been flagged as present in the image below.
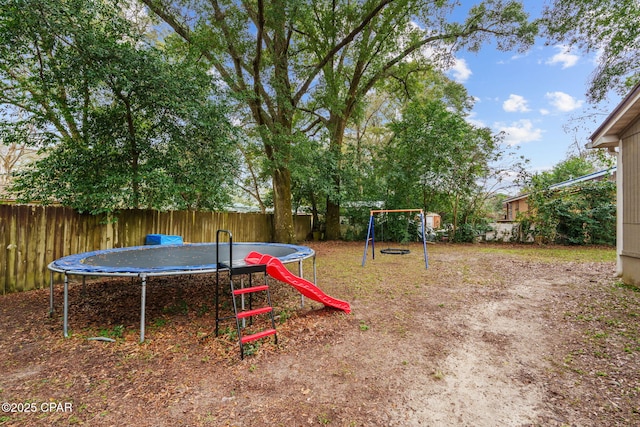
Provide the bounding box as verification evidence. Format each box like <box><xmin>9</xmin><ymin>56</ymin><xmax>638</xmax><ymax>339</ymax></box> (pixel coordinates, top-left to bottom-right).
<box><xmin>313</xmin><ymin>255</ymin><xmax>317</xmax><ymax>285</ymax></box>
<box><xmin>214</xmin><ymin>271</ymin><xmax>219</xmax><ymax>336</ymax></box>
<box><xmin>140</xmin><ymin>276</ymin><xmax>146</xmax><ymax>343</ymax></box>
<box><xmin>63</xmin><ymin>274</ymin><xmax>69</xmax><ymax>338</ymax></box>
<box><xmin>49</xmin><ymin>271</ymin><xmax>54</xmax><ymax>316</ymax></box>
<box><xmin>298</xmin><ymin>260</ymin><xmax>305</xmax><ymax>308</ymax></box>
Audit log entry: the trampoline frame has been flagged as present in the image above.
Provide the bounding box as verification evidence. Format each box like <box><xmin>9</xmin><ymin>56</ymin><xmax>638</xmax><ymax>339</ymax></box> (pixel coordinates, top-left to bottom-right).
<box><xmin>48</xmin><ymin>242</ymin><xmax>316</xmax><ymax>343</ymax></box>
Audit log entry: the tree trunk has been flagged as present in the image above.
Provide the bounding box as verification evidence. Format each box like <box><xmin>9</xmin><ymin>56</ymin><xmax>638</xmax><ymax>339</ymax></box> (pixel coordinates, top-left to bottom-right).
<box><xmin>324</xmin><ymin>116</ymin><xmax>347</xmax><ymax>240</ymax></box>
<box><xmin>272</xmin><ymin>166</ymin><xmax>295</xmax><ymax>243</ymax></box>
<box><xmin>325</xmin><ymin>198</ymin><xmax>341</xmax><ymax>240</ymax></box>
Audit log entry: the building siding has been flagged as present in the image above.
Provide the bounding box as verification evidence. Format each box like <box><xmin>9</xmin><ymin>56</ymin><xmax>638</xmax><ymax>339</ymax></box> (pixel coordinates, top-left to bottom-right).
<box><xmin>622</xmin><ymin>119</ymin><xmax>640</xmax><ymax>258</ymax></box>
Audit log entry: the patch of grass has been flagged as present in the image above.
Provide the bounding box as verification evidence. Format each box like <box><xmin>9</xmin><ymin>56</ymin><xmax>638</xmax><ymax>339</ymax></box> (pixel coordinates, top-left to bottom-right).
<box><xmin>98</xmin><ymin>324</ymin><xmax>125</xmax><ymax>339</ymax></box>
<box><xmin>242</xmin><ymin>342</ymin><xmax>259</xmax><ymax>357</ymax></box>
<box><xmin>217</xmin><ymin>326</ymin><xmax>237</xmax><ymax>341</ymax></box>
<box><xmin>358</xmin><ymin>320</ymin><xmax>369</xmax><ymax>331</ymax></box>
<box><xmin>615</xmin><ymin>281</ymin><xmax>640</xmax><ymax>293</ymax></box>
<box><xmin>197</xmin><ymin>304</ymin><xmax>210</xmax><ymax>317</ymax></box>
<box><xmin>153</xmin><ymin>318</ymin><xmax>168</xmax><ymax>328</ymax></box>
<box><xmin>68</xmin><ymin>415</ymin><xmax>82</xmax><ymax>424</ymax></box>
<box><xmin>593</xmin><ymin>350</ymin><xmax>611</xmax><ymax>359</ymax></box>
<box><xmin>163</xmin><ymin>299</ymin><xmax>188</xmax><ymax>315</ymax></box>
<box><xmin>478</xmin><ymin>245</ymin><xmax>616</xmax><ymax>263</ymax></box>
<box><xmin>588</xmin><ymin>330</ymin><xmax>609</xmax><ymax>340</ymax></box>
<box><xmin>317</xmin><ymin>413</ymin><xmax>331</xmax><ymax>425</ymax></box>
<box><xmin>277</xmin><ymin>308</ymin><xmax>292</xmax><ymax>324</ymax></box>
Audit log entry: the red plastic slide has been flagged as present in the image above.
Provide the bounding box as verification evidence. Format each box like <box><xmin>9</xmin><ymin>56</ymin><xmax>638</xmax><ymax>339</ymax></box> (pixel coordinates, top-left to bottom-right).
<box><xmin>244</xmin><ymin>251</ymin><xmax>351</xmax><ymax>314</ymax></box>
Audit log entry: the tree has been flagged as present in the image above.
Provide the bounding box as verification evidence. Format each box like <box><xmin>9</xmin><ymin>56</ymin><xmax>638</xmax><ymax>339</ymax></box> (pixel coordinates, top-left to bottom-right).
<box><xmin>525</xmin><ymin>155</ymin><xmax>597</xmax><ymax>190</ymax></box>
<box><xmin>1</xmin><ymin>0</ymin><xmax>238</xmax><ymax>214</ymax></box>
<box><xmin>518</xmin><ymin>155</ymin><xmax>616</xmax><ymax>245</ymax></box>
<box><xmin>295</xmin><ymin>0</ymin><xmax>538</xmax><ymax>239</ymax></box>
<box><xmin>525</xmin><ymin>180</ymin><xmax>616</xmax><ymax>245</ymax></box>
<box><xmin>0</xmin><ymin>118</ymin><xmax>40</xmax><ymax>195</ymax></box>
<box><xmin>141</xmin><ymin>0</ymin><xmax>311</xmax><ymax>242</ymax></box>
<box><xmin>141</xmin><ymin>0</ymin><xmax>538</xmax><ymax>242</ymax></box>
<box><xmin>382</xmin><ymin>96</ymin><xmax>506</xmax><ymax>242</ymax></box>
<box><xmin>543</xmin><ymin>0</ymin><xmax>640</xmax><ymax>102</ymax></box>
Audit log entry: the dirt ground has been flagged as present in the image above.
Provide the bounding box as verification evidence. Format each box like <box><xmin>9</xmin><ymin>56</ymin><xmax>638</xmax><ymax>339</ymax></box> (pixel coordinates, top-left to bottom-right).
<box><xmin>1</xmin><ymin>242</ymin><xmax>639</xmax><ymax>426</ymax></box>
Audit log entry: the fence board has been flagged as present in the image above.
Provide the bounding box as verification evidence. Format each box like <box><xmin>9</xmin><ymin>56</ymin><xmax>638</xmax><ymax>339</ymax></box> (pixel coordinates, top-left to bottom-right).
<box><xmin>0</xmin><ymin>204</ymin><xmax>311</xmax><ymax>294</ymax></box>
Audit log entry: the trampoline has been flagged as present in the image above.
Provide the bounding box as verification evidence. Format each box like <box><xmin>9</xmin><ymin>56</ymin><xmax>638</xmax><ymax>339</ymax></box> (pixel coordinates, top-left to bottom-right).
<box><xmin>48</xmin><ymin>242</ymin><xmax>316</xmax><ymax>342</ymax></box>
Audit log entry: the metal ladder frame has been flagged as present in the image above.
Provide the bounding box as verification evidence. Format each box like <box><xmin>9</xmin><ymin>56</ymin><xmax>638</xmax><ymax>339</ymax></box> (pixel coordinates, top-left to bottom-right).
<box><xmin>215</xmin><ymin>230</ymin><xmax>277</xmax><ymax>359</ymax></box>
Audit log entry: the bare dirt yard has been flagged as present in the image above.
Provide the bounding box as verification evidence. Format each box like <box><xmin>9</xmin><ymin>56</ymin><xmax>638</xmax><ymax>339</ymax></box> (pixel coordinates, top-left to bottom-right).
<box><xmin>1</xmin><ymin>242</ymin><xmax>639</xmax><ymax>426</ymax></box>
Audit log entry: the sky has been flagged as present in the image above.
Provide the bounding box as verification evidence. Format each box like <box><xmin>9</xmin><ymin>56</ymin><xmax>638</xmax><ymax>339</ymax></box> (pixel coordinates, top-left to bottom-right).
<box><xmin>444</xmin><ymin>2</ymin><xmax>623</xmax><ymax>178</ymax></box>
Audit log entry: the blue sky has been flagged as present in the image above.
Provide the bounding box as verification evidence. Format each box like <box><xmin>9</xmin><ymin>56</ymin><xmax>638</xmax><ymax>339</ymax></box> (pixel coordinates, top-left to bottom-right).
<box><xmin>444</xmin><ymin>4</ymin><xmax>622</xmax><ymax>177</ymax></box>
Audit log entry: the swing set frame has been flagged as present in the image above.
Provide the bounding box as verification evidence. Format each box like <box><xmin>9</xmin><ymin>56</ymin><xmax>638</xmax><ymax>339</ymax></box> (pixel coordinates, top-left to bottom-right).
<box><xmin>361</xmin><ymin>209</ymin><xmax>428</xmax><ymax>269</ymax></box>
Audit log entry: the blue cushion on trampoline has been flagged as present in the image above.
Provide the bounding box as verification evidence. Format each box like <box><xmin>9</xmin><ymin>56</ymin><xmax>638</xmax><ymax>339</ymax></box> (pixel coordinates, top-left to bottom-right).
<box><xmin>145</xmin><ymin>234</ymin><xmax>183</xmax><ymax>245</ymax></box>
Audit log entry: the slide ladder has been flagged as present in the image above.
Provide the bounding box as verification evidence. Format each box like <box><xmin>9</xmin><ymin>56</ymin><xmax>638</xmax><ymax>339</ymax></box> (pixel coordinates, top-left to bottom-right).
<box><xmin>216</xmin><ymin>230</ymin><xmax>277</xmax><ymax>359</ymax></box>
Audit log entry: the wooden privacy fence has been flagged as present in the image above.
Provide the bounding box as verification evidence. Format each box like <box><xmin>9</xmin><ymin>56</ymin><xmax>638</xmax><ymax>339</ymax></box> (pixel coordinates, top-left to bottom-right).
<box><xmin>0</xmin><ymin>204</ymin><xmax>312</xmax><ymax>294</ymax></box>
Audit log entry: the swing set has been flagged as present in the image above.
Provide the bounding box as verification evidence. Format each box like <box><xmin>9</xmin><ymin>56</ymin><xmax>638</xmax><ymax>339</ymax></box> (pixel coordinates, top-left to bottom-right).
<box><xmin>361</xmin><ymin>209</ymin><xmax>428</xmax><ymax>269</ymax></box>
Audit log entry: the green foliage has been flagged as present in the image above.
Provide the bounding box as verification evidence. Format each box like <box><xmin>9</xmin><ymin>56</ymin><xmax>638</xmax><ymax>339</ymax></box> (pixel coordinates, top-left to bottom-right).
<box><xmin>2</xmin><ymin>0</ymin><xmax>540</xmax><ymax>235</ymax></box>
<box><xmin>543</xmin><ymin>0</ymin><xmax>640</xmax><ymax>102</ymax></box>
<box><xmin>144</xmin><ymin>0</ymin><xmax>538</xmax><ymax>241</ymax></box>
<box><xmin>450</xmin><ymin>222</ymin><xmax>491</xmax><ymax>243</ymax></box>
<box><xmin>1</xmin><ymin>0</ymin><xmax>238</xmax><ymax>214</ymax></box>
<box><xmin>99</xmin><ymin>324</ymin><xmax>125</xmax><ymax>339</ymax></box>
<box><xmin>526</xmin><ymin>155</ymin><xmax>597</xmax><ymax>190</ymax></box>
<box><xmin>374</xmin><ymin>213</ymin><xmax>421</xmax><ymax>244</ymax></box>
<box><xmin>380</xmin><ymin>97</ymin><xmax>509</xmax><ymax>242</ymax></box>
<box><xmin>525</xmin><ymin>180</ymin><xmax>616</xmax><ymax>245</ymax></box>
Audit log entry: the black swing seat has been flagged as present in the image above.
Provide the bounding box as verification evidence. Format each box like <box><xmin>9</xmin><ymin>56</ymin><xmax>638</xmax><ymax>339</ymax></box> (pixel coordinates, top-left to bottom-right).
<box><xmin>380</xmin><ymin>248</ymin><xmax>410</xmax><ymax>255</ymax></box>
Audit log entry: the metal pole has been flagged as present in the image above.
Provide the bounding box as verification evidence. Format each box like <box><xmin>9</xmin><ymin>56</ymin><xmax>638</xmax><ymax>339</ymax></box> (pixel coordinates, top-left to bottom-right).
<box><xmin>63</xmin><ymin>274</ymin><xmax>69</xmax><ymax>338</ymax></box>
<box><xmin>298</xmin><ymin>259</ymin><xmax>305</xmax><ymax>307</ymax></box>
<box><xmin>313</xmin><ymin>255</ymin><xmax>317</xmax><ymax>285</ymax></box>
<box><xmin>241</xmin><ymin>277</ymin><xmax>246</xmax><ymax>328</ymax></box>
<box><xmin>371</xmin><ymin>218</ymin><xmax>376</xmax><ymax>260</ymax></box>
<box><xmin>140</xmin><ymin>275</ymin><xmax>147</xmax><ymax>343</ymax></box>
<box><xmin>421</xmin><ymin>211</ymin><xmax>428</xmax><ymax>269</ymax></box>
<box><xmin>361</xmin><ymin>214</ymin><xmax>375</xmax><ymax>266</ymax></box>
<box><xmin>49</xmin><ymin>271</ymin><xmax>55</xmax><ymax>316</ymax></box>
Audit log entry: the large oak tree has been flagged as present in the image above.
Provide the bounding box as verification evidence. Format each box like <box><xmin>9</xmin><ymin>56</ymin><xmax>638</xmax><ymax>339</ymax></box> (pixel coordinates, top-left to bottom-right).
<box><xmin>141</xmin><ymin>0</ymin><xmax>538</xmax><ymax>242</ymax></box>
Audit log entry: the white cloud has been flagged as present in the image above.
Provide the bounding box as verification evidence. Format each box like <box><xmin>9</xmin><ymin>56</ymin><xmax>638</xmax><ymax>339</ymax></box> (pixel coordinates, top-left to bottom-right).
<box><xmin>503</xmin><ymin>94</ymin><xmax>530</xmax><ymax>113</ymax></box>
<box><xmin>546</xmin><ymin>45</ymin><xmax>579</xmax><ymax>69</ymax></box>
<box><xmin>494</xmin><ymin>119</ymin><xmax>543</xmax><ymax>146</ymax></box>
<box><xmin>448</xmin><ymin>57</ymin><xmax>472</xmax><ymax>83</ymax></box>
<box><xmin>510</xmin><ymin>52</ymin><xmax>529</xmax><ymax>61</ymax></box>
<box><xmin>465</xmin><ymin>111</ymin><xmax>485</xmax><ymax>128</ymax></box>
<box><xmin>545</xmin><ymin>91</ymin><xmax>584</xmax><ymax>112</ymax></box>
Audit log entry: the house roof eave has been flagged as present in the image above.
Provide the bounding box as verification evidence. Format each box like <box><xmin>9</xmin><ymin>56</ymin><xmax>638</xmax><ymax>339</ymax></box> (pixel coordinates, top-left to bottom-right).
<box><xmin>588</xmin><ymin>82</ymin><xmax>640</xmax><ymax>149</ymax></box>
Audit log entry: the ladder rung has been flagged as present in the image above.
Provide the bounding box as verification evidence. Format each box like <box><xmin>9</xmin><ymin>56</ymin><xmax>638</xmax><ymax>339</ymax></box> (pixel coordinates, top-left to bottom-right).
<box><xmin>241</xmin><ymin>328</ymin><xmax>277</xmax><ymax>344</ymax></box>
<box><xmin>236</xmin><ymin>306</ymin><xmax>273</xmax><ymax>319</ymax></box>
<box><xmin>233</xmin><ymin>285</ymin><xmax>269</xmax><ymax>295</ymax></box>
<box><xmin>229</xmin><ymin>263</ymin><xmax>267</xmax><ymax>275</ymax></box>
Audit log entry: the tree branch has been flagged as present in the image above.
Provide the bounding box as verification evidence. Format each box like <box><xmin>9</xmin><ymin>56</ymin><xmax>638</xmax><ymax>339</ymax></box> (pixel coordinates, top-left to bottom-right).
<box><xmin>293</xmin><ymin>0</ymin><xmax>395</xmax><ymax>105</ymax></box>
